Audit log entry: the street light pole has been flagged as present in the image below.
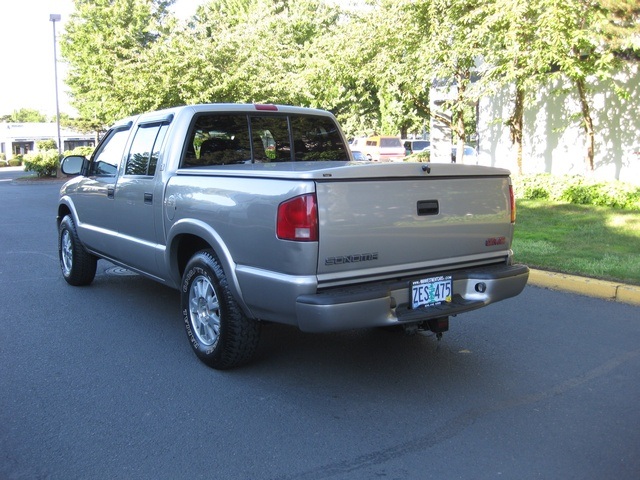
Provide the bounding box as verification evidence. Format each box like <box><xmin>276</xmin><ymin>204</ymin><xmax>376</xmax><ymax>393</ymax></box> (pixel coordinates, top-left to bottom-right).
<box><xmin>50</xmin><ymin>14</ymin><xmax>62</xmax><ymax>157</ymax></box>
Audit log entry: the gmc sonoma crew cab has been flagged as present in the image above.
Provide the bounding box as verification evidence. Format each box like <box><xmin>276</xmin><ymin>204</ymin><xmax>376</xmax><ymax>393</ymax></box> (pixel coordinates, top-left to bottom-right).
<box><xmin>57</xmin><ymin>103</ymin><xmax>529</xmax><ymax>369</ymax></box>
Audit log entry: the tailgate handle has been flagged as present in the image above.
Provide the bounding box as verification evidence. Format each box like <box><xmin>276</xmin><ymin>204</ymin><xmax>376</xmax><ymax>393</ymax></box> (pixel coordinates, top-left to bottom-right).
<box><xmin>417</xmin><ymin>200</ymin><xmax>439</xmax><ymax>216</ymax></box>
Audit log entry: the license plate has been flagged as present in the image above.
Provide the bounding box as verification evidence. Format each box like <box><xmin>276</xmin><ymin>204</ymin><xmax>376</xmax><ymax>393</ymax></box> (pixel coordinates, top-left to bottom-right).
<box><xmin>411</xmin><ymin>276</ymin><xmax>452</xmax><ymax>308</ymax></box>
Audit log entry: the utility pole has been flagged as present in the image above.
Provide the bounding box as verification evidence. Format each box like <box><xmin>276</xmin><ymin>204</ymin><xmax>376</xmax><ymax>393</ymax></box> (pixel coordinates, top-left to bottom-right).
<box><xmin>50</xmin><ymin>14</ymin><xmax>62</xmax><ymax>160</ymax></box>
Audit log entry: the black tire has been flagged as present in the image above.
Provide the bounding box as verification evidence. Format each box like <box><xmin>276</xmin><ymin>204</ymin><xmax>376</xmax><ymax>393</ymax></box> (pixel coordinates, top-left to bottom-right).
<box><xmin>58</xmin><ymin>215</ymin><xmax>97</xmax><ymax>286</ymax></box>
<box><xmin>181</xmin><ymin>249</ymin><xmax>260</xmax><ymax>369</ymax></box>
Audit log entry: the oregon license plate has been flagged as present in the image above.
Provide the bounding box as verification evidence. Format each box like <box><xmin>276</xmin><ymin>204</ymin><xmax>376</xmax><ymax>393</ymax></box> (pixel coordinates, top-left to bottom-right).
<box><xmin>411</xmin><ymin>276</ymin><xmax>452</xmax><ymax>308</ymax></box>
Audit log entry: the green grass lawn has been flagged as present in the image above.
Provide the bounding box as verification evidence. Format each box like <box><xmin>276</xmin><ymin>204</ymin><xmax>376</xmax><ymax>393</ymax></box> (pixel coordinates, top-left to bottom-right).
<box><xmin>513</xmin><ymin>200</ymin><xmax>640</xmax><ymax>286</ymax></box>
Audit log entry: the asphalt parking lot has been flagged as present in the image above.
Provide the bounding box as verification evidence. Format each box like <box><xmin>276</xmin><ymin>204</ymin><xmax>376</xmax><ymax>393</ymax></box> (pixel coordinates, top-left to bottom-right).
<box><xmin>1</xmin><ymin>168</ymin><xmax>639</xmax><ymax>480</ymax></box>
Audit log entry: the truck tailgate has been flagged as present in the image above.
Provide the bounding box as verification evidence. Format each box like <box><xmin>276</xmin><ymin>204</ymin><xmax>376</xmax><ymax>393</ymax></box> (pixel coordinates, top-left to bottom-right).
<box><xmin>315</xmin><ymin>174</ymin><xmax>513</xmax><ymax>284</ymax></box>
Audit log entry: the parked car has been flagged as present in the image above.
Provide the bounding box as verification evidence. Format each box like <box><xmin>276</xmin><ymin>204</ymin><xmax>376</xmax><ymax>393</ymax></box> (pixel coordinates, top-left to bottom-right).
<box><xmin>349</xmin><ymin>137</ymin><xmax>367</xmax><ymax>151</ymax></box>
<box><xmin>451</xmin><ymin>145</ymin><xmax>478</xmax><ymax>164</ymax></box>
<box><xmin>351</xmin><ymin>150</ymin><xmax>368</xmax><ymax>161</ymax></box>
<box><xmin>362</xmin><ymin>136</ymin><xmax>405</xmax><ymax>162</ymax></box>
<box><xmin>404</xmin><ymin>139</ymin><xmax>430</xmax><ymax>156</ymax></box>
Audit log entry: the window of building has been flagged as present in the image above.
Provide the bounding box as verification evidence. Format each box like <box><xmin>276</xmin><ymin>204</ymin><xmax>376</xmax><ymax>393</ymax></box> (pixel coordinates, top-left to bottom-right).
<box><xmin>12</xmin><ymin>142</ymin><xmax>34</xmax><ymax>156</ymax></box>
<box><xmin>64</xmin><ymin>140</ymin><xmax>95</xmax><ymax>151</ymax></box>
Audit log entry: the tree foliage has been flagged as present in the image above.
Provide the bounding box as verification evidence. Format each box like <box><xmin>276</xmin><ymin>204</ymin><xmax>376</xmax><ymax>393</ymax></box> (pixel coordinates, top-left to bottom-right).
<box><xmin>539</xmin><ymin>0</ymin><xmax>640</xmax><ymax>171</ymax></box>
<box><xmin>59</xmin><ymin>0</ymin><xmax>640</xmax><ymax>157</ymax></box>
<box><xmin>171</xmin><ymin>0</ymin><xmax>339</xmax><ymax>106</ymax></box>
<box><xmin>2</xmin><ymin>109</ymin><xmax>48</xmax><ymax>123</ymax></box>
<box><xmin>61</xmin><ymin>0</ymin><xmax>176</xmax><ymax>128</ymax></box>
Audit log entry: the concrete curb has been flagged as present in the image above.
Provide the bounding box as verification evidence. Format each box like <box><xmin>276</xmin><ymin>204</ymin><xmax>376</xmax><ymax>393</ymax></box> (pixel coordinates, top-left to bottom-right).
<box><xmin>529</xmin><ymin>269</ymin><xmax>640</xmax><ymax>306</ymax></box>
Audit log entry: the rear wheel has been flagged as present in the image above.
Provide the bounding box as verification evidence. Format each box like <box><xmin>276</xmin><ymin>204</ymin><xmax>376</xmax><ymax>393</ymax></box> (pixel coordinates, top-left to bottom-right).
<box><xmin>181</xmin><ymin>250</ymin><xmax>260</xmax><ymax>369</ymax></box>
<box><xmin>58</xmin><ymin>215</ymin><xmax>97</xmax><ymax>286</ymax></box>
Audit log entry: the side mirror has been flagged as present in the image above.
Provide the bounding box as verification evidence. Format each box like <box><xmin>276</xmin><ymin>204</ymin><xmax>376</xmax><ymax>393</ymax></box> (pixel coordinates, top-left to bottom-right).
<box><xmin>60</xmin><ymin>155</ymin><xmax>87</xmax><ymax>176</ymax></box>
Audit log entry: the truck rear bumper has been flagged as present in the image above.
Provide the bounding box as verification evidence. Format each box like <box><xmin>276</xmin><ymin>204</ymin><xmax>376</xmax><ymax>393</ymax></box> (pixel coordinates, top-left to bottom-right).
<box><xmin>295</xmin><ymin>264</ymin><xmax>529</xmax><ymax>332</ymax></box>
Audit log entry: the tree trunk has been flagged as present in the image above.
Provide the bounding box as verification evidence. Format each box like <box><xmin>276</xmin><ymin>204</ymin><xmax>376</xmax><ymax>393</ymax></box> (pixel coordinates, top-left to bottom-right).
<box><xmin>575</xmin><ymin>78</ymin><xmax>595</xmax><ymax>172</ymax></box>
<box><xmin>509</xmin><ymin>84</ymin><xmax>525</xmax><ymax>176</ymax></box>
<box><xmin>454</xmin><ymin>70</ymin><xmax>467</xmax><ymax>164</ymax></box>
<box><xmin>456</xmin><ymin>112</ymin><xmax>465</xmax><ymax>163</ymax></box>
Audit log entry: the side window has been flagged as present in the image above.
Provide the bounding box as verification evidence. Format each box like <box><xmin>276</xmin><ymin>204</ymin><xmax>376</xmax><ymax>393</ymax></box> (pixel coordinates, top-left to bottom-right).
<box><xmin>381</xmin><ymin>138</ymin><xmax>401</xmax><ymax>148</ymax></box>
<box><xmin>125</xmin><ymin>123</ymin><xmax>168</xmax><ymax>176</ymax></box>
<box><xmin>89</xmin><ymin>128</ymin><xmax>130</xmax><ymax>176</ymax></box>
<box><xmin>148</xmin><ymin>124</ymin><xmax>168</xmax><ymax>176</ymax></box>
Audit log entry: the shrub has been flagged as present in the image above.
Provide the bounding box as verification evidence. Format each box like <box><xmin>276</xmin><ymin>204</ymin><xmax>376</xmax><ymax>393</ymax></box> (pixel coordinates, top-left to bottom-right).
<box><xmin>559</xmin><ymin>178</ymin><xmax>595</xmax><ymax>205</ymax></box>
<box><xmin>66</xmin><ymin>146</ymin><xmax>95</xmax><ymax>158</ymax></box>
<box><xmin>513</xmin><ymin>174</ymin><xmax>640</xmax><ymax>210</ymax></box>
<box><xmin>404</xmin><ymin>150</ymin><xmax>430</xmax><ymax>163</ymax></box>
<box><xmin>23</xmin><ymin>150</ymin><xmax>61</xmax><ymax>177</ymax></box>
<box><xmin>37</xmin><ymin>139</ymin><xmax>58</xmax><ymax>151</ymax></box>
<box><xmin>8</xmin><ymin>155</ymin><xmax>23</xmax><ymax>167</ymax></box>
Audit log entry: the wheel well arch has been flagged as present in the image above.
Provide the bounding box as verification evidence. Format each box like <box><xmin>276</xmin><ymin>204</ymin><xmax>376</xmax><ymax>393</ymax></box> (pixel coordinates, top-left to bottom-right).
<box><xmin>174</xmin><ymin>234</ymin><xmax>212</xmax><ymax>279</ymax></box>
<box><xmin>166</xmin><ymin>221</ymin><xmax>253</xmax><ymax>317</ymax></box>
<box><xmin>57</xmin><ymin>203</ymin><xmax>72</xmax><ymax>226</ymax></box>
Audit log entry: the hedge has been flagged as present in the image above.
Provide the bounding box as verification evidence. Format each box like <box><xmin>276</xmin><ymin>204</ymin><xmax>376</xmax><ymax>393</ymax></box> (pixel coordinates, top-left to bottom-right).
<box><xmin>512</xmin><ymin>174</ymin><xmax>640</xmax><ymax>210</ymax></box>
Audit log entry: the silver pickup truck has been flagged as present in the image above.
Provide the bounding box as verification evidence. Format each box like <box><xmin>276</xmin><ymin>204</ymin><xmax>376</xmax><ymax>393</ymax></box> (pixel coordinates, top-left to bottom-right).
<box><xmin>57</xmin><ymin>103</ymin><xmax>529</xmax><ymax>369</ymax></box>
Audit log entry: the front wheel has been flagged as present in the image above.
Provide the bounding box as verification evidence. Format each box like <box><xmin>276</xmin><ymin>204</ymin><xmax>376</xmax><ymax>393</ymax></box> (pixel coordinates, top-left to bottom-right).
<box><xmin>58</xmin><ymin>215</ymin><xmax>97</xmax><ymax>286</ymax></box>
<box><xmin>181</xmin><ymin>250</ymin><xmax>260</xmax><ymax>369</ymax></box>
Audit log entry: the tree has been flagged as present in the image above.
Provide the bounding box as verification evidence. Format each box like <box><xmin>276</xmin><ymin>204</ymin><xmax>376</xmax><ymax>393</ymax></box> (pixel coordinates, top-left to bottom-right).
<box><xmin>6</xmin><ymin>109</ymin><xmax>47</xmax><ymax>123</ymax></box>
<box><xmin>61</xmin><ymin>0</ymin><xmax>175</xmax><ymax>128</ymax></box>
<box><xmin>370</xmin><ymin>0</ymin><xmax>433</xmax><ymax>138</ymax></box>
<box><xmin>58</xmin><ymin>0</ymin><xmax>640</xmax><ymax>161</ymax></box>
<box><xmin>182</xmin><ymin>0</ymin><xmax>339</xmax><ymax>105</ymax></box>
<box><xmin>305</xmin><ymin>0</ymin><xmax>435</xmax><ymax>138</ymax></box>
<box><xmin>37</xmin><ymin>139</ymin><xmax>58</xmax><ymax>151</ymax></box>
<box><xmin>422</xmin><ymin>0</ymin><xmax>487</xmax><ymax>162</ymax></box>
<box><xmin>303</xmin><ymin>3</ymin><xmax>383</xmax><ymax>136</ymax></box>
<box><xmin>464</xmin><ymin>0</ymin><xmax>639</xmax><ymax>174</ymax></box>
<box><xmin>475</xmin><ymin>0</ymin><xmax>557</xmax><ymax>174</ymax></box>
<box><xmin>529</xmin><ymin>0</ymin><xmax>640</xmax><ymax>172</ymax></box>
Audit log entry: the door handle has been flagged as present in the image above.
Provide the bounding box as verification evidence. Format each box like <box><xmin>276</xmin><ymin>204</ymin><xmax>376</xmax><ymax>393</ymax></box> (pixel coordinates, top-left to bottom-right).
<box><xmin>144</xmin><ymin>193</ymin><xmax>153</xmax><ymax>204</ymax></box>
<box><xmin>417</xmin><ymin>200</ymin><xmax>439</xmax><ymax>216</ymax></box>
<box><xmin>107</xmin><ymin>186</ymin><xmax>115</xmax><ymax>199</ymax></box>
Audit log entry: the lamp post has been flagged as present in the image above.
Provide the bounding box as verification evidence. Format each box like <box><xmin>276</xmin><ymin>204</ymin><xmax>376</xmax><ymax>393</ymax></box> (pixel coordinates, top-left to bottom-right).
<box><xmin>50</xmin><ymin>14</ymin><xmax>62</xmax><ymax>157</ymax></box>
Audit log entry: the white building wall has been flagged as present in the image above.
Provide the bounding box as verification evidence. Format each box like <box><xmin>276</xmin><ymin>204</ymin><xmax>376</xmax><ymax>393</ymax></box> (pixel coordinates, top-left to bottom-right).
<box><xmin>477</xmin><ymin>62</ymin><xmax>640</xmax><ymax>184</ymax></box>
<box><xmin>0</xmin><ymin>122</ymin><xmax>95</xmax><ymax>158</ymax></box>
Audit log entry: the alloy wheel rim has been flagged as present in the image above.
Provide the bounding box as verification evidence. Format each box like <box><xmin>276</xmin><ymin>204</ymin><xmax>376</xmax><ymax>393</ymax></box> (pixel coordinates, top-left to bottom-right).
<box><xmin>188</xmin><ymin>275</ymin><xmax>221</xmax><ymax>346</ymax></box>
<box><xmin>61</xmin><ymin>230</ymin><xmax>73</xmax><ymax>276</ymax></box>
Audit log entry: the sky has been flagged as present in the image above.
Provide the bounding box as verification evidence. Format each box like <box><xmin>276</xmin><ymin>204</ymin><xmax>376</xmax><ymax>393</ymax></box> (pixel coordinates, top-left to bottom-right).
<box><xmin>0</xmin><ymin>0</ymin><xmax>200</xmax><ymax>118</ymax></box>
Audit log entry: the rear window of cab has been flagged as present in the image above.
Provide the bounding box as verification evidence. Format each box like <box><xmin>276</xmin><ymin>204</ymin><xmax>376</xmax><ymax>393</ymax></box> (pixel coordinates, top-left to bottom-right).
<box><xmin>182</xmin><ymin>113</ymin><xmax>350</xmax><ymax>167</ymax></box>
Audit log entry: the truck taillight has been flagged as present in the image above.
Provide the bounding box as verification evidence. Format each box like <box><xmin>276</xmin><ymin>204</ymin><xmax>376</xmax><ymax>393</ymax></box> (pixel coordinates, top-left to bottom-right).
<box><xmin>277</xmin><ymin>194</ymin><xmax>318</xmax><ymax>241</ymax></box>
<box><xmin>509</xmin><ymin>185</ymin><xmax>516</xmax><ymax>223</ymax></box>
